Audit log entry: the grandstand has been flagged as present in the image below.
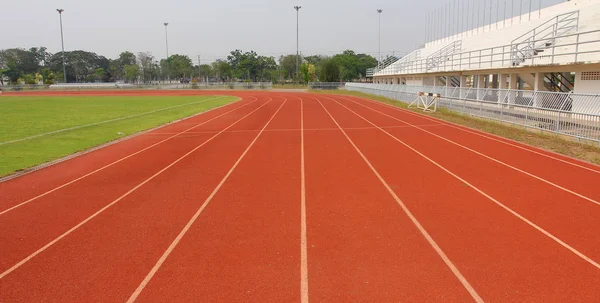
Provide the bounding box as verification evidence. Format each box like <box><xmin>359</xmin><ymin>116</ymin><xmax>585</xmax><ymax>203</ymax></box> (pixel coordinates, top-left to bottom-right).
<box><xmin>371</xmin><ymin>0</ymin><xmax>600</xmax><ymax>92</ymax></box>
<box><xmin>354</xmin><ymin>0</ymin><xmax>600</xmax><ymax>143</ymax></box>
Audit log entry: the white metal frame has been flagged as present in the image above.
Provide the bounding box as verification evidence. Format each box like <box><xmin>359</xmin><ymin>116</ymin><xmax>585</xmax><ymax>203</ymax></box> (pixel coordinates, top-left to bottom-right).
<box><xmin>408</xmin><ymin>92</ymin><xmax>440</xmax><ymax>112</ymax></box>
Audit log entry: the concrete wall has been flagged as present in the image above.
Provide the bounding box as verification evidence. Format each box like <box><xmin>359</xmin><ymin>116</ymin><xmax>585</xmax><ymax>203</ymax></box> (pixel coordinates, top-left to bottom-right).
<box><xmin>574</xmin><ymin>71</ymin><xmax>600</xmax><ymax>93</ymax></box>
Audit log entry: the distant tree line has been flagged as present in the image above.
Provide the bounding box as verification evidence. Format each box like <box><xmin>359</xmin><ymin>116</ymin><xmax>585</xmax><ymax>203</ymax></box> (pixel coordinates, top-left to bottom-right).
<box><xmin>0</xmin><ymin>47</ymin><xmax>378</xmax><ymax>85</ymax></box>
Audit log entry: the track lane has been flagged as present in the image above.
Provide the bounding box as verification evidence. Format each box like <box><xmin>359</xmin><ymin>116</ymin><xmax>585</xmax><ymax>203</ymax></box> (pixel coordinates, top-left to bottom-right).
<box><xmin>0</xmin><ymin>95</ymin><xmax>256</xmax><ymax>212</ymax></box>
<box><xmin>0</xmin><ymin>98</ymin><xmax>286</xmax><ymax>302</ymax></box>
<box><xmin>334</xmin><ymin>95</ymin><xmax>600</xmax><ymax>265</ymax></box>
<box><xmin>130</xmin><ymin>98</ymin><xmax>300</xmax><ymax>302</ymax></box>
<box><xmin>302</xmin><ymin>96</ymin><xmax>477</xmax><ymax>302</ymax></box>
<box><xmin>341</xmin><ymin>94</ymin><xmax>600</xmax><ymax>172</ymax></box>
<box><xmin>322</xmin><ymin>95</ymin><xmax>600</xmax><ymax>301</ymax></box>
<box><xmin>340</xmin><ymin>95</ymin><xmax>600</xmax><ymax>202</ymax></box>
<box><xmin>0</xmin><ymin>98</ymin><xmax>270</xmax><ymax>272</ymax></box>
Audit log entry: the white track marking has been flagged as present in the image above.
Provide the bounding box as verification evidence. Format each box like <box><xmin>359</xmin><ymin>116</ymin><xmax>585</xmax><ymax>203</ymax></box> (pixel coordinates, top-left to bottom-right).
<box><xmin>143</xmin><ymin>124</ymin><xmax>446</xmax><ymax>135</ymax></box>
<box><xmin>348</xmin><ymin>95</ymin><xmax>600</xmax><ymax>174</ymax></box>
<box><xmin>327</xmin><ymin>96</ymin><xmax>600</xmax><ymax>271</ymax></box>
<box><xmin>126</xmin><ymin>99</ymin><xmax>288</xmax><ymax>302</ymax></box>
<box><xmin>0</xmin><ymin>98</ymin><xmax>275</xmax><ymax>279</ymax></box>
<box><xmin>0</xmin><ymin>98</ymin><xmax>259</xmax><ymax>216</ymax></box>
<box><xmin>315</xmin><ymin>98</ymin><xmax>484</xmax><ymax>302</ymax></box>
<box><xmin>300</xmin><ymin>98</ymin><xmax>309</xmax><ymax>303</ymax></box>
<box><xmin>0</xmin><ymin>96</ymin><xmax>228</xmax><ymax>146</ymax></box>
<box><xmin>337</xmin><ymin>96</ymin><xmax>600</xmax><ymax>208</ymax></box>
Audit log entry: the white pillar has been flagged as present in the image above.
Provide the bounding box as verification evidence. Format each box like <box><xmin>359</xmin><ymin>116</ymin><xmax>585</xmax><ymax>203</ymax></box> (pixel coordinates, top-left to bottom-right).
<box><xmin>498</xmin><ymin>74</ymin><xmax>509</xmax><ymax>103</ymax></box>
<box><xmin>533</xmin><ymin>72</ymin><xmax>547</xmax><ymax>107</ymax></box>
<box><xmin>534</xmin><ymin>72</ymin><xmax>546</xmax><ymax>91</ymax></box>
<box><xmin>476</xmin><ymin>75</ymin><xmax>486</xmax><ymax>100</ymax></box>
<box><xmin>459</xmin><ymin>75</ymin><xmax>468</xmax><ymax>99</ymax></box>
<box><xmin>508</xmin><ymin>73</ymin><xmax>518</xmax><ymax>104</ymax></box>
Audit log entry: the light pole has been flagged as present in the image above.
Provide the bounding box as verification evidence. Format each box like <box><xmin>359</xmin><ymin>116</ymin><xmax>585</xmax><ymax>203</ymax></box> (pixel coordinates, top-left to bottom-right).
<box><xmin>294</xmin><ymin>6</ymin><xmax>301</xmax><ymax>83</ymax></box>
<box><xmin>164</xmin><ymin>22</ymin><xmax>169</xmax><ymax>58</ymax></box>
<box><xmin>163</xmin><ymin>22</ymin><xmax>169</xmax><ymax>83</ymax></box>
<box><xmin>56</xmin><ymin>9</ymin><xmax>67</xmax><ymax>83</ymax></box>
<box><xmin>377</xmin><ymin>9</ymin><xmax>383</xmax><ymax>69</ymax></box>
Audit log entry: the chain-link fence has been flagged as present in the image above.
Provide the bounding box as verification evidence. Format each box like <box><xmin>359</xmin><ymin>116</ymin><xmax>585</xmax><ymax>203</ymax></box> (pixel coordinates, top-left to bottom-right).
<box><xmin>346</xmin><ymin>83</ymin><xmax>600</xmax><ymax>143</ymax></box>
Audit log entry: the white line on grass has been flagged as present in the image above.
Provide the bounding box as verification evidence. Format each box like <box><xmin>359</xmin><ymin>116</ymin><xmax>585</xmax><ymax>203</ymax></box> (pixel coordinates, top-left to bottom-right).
<box><xmin>0</xmin><ymin>96</ymin><xmax>227</xmax><ymax>146</ymax></box>
<box><xmin>0</xmin><ymin>98</ymin><xmax>274</xmax><ymax>279</ymax></box>
<box><xmin>0</xmin><ymin>98</ymin><xmax>257</xmax><ymax>216</ymax></box>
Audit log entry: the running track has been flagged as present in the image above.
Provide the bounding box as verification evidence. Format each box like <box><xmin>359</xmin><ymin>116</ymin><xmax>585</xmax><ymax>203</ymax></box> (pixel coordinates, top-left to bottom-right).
<box><xmin>1</xmin><ymin>91</ymin><xmax>600</xmax><ymax>302</ymax></box>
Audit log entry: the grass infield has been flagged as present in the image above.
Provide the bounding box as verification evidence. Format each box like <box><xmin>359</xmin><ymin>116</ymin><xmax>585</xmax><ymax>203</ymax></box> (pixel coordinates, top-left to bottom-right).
<box><xmin>0</xmin><ymin>95</ymin><xmax>237</xmax><ymax>177</ymax></box>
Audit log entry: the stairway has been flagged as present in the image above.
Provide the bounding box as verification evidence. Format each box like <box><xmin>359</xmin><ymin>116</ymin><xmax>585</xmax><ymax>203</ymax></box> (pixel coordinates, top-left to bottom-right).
<box><xmin>426</xmin><ymin>41</ymin><xmax>462</xmax><ymax>71</ymax></box>
<box><xmin>544</xmin><ymin>72</ymin><xmax>574</xmax><ymax>93</ymax></box>
<box><xmin>511</xmin><ymin>10</ymin><xmax>579</xmax><ymax>66</ymax></box>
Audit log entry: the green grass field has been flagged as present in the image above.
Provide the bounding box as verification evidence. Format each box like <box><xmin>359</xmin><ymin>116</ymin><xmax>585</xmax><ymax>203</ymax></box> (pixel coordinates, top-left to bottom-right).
<box><xmin>0</xmin><ymin>95</ymin><xmax>237</xmax><ymax>177</ymax></box>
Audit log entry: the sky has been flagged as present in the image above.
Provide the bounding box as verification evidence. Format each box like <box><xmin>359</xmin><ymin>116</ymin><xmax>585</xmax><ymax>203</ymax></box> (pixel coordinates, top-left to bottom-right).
<box><xmin>1</xmin><ymin>0</ymin><xmax>564</xmax><ymax>63</ymax></box>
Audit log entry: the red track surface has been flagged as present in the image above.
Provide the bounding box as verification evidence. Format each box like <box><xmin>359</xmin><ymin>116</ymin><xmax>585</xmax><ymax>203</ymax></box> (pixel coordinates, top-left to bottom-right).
<box><xmin>2</xmin><ymin>91</ymin><xmax>600</xmax><ymax>302</ymax></box>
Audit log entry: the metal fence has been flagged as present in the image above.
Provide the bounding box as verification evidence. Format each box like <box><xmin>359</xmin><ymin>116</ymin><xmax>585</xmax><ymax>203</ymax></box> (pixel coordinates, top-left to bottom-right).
<box><xmin>308</xmin><ymin>82</ymin><xmax>346</xmax><ymax>90</ymax></box>
<box><xmin>0</xmin><ymin>82</ymin><xmax>273</xmax><ymax>91</ymax></box>
<box><xmin>346</xmin><ymin>82</ymin><xmax>600</xmax><ymax>143</ymax></box>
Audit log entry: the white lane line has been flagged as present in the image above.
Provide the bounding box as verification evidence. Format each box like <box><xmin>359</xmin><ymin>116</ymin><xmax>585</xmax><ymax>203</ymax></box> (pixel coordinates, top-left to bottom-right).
<box><xmin>348</xmin><ymin>95</ymin><xmax>600</xmax><ymax>174</ymax></box>
<box><xmin>0</xmin><ymin>98</ymin><xmax>275</xmax><ymax>279</ymax></box>
<box><xmin>338</xmin><ymin>96</ymin><xmax>600</xmax><ymax>208</ymax></box>
<box><xmin>300</xmin><ymin>97</ymin><xmax>309</xmax><ymax>303</ymax></box>
<box><xmin>126</xmin><ymin>98</ymin><xmax>288</xmax><ymax>302</ymax></box>
<box><xmin>328</xmin><ymin>96</ymin><xmax>600</xmax><ymax>271</ymax></box>
<box><xmin>143</xmin><ymin>124</ymin><xmax>446</xmax><ymax>135</ymax></box>
<box><xmin>0</xmin><ymin>97</ymin><xmax>258</xmax><ymax>216</ymax></box>
<box><xmin>315</xmin><ymin>98</ymin><xmax>484</xmax><ymax>303</ymax></box>
<box><xmin>0</xmin><ymin>96</ymin><xmax>228</xmax><ymax>146</ymax></box>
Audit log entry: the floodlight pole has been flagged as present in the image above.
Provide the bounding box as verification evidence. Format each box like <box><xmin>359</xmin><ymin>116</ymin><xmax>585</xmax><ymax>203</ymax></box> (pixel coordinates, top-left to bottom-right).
<box><xmin>377</xmin><ymin>9</ymin><xmax>383</xmax><ymax>69</ymax></box>
<box><xmin>294</xmin><ymin>6</ymin><xmax>301</xmax><ymax>83</ymax></box>
<box><xmin>57</xmin><ymin>9</ymin><xmax>67</xmax><ymax>83</ymax></box>
<box><xmin>164</xmin><ymin>22</ymin><xmax>169</xmax><ymax>83</ymax></box>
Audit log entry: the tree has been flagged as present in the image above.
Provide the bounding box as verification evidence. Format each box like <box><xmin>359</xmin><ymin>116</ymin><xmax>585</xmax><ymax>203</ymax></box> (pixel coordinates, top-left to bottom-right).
<box><xmin>198</xmin><ymin>64</ymin><xmax>213</xmax><ymax>82</ymax></box>
<box><xmin>330</xmin><ymin>50</ymin><xmax>378</xmax><ymax>81</ymax></box>
<box><xmin>227</xmin><ymin>50</ymin><xmax>277</xmax><ymax>81</ymax></box>
<box><xmin>279</xmin><ymin>54</ymin><xmax>299</xmax><ymax>80</ymax></box>
<box><xmin>123</xmin><ymin>64</ymin><xmax>139</xmax><ymax>83</ymax></box>
<box><xmin>164</xmin><ymin>54</ymin><xmax>193</xmax><ymax>80</ymax></box>
<box><xmin>0</xmin><ymin>48</ymin><xmax>44</xmax><ymax>83</ymax></box>
<box><xmin>94</xmin><ymin>68</ymin><xmax>105</xmax><ymax>81</ymax></box>
<box><xmin>319</xmin><ymin>59</ymin><xmax>340</xmax><ymax>82</ymax></box>
<box><xmin>211</xmin><ymin>60</ymin><xmax>232</xmax><ymax>81</ymax></box>
<box><xmin>46</xmin><ymin>50</ymin><xmax>109</xmax><ymax>82</ymax></box>
<box><xmin>137</xmin><ymin>52</ymin><xmax>155</xmax><ymax>83</ymax></box>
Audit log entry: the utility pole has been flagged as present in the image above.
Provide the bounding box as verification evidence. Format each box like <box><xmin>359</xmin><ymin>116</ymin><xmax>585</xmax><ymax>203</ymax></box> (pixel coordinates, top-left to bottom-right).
<box><xmin>294</xmin><ymin>6</ymin><xmax>301</xmax><ymax>83</ymax></box>
<box><xmin>56</xmin><ymin>9</ymin><xmax>67</xmax><ymax>83</ymax></box>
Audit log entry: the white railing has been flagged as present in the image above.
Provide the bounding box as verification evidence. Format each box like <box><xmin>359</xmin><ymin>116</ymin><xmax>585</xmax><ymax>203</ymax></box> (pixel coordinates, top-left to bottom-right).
<box><xmin>374</xmin><ymin>49</ymin><xmax>421</xmax><ymax>76</ymax></box>
<box><xmin>511</xmin><ymin>10</ymin><xmax>580</xmax><ymax>66</ymax></box>
<box><xmin>370</xmin><ymin>28</ymin><xmax>600</xmax><ymax>76</ymax></box>
<box><xmin>346</xmin><ymin>82</ymin><xmax>600</xmax><ymax>143</ymax></box>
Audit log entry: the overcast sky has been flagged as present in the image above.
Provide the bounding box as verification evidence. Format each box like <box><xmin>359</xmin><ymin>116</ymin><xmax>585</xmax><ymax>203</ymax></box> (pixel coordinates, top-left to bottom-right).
<box><xmin>1</xmin><ymin>0</ymin><xmax>563</xmax><ymax>63</ymax></box>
